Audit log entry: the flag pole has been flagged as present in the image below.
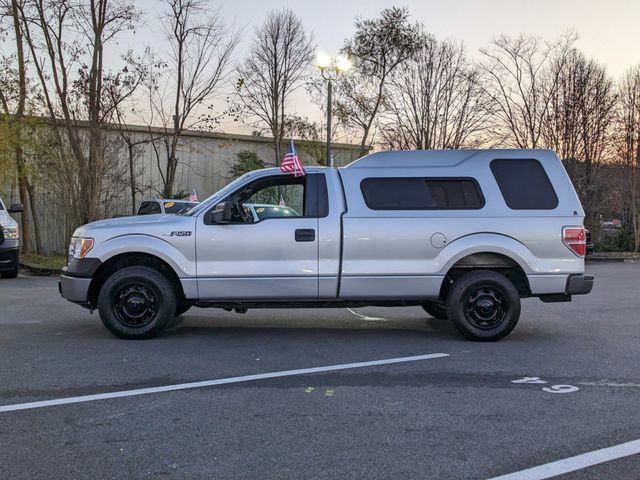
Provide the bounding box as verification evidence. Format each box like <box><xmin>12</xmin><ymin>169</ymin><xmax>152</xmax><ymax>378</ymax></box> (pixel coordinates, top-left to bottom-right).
<box><xmin>326</xmin><ymin>79</ymin><xmax>333</xmax><ymax>167</ymax></box>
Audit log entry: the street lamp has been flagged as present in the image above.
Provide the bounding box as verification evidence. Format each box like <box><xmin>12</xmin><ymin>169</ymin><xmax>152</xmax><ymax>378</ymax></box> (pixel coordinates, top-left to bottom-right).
<box><xmin>317</xmin><ymin>52</ymin><xmax>351</xmax><ymax>167</ymax></box>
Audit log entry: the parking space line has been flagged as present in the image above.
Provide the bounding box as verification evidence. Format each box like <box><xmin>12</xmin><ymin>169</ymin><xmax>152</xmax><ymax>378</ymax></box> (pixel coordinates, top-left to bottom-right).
<box><xmin>0</xmin><ymin>352</ymin><xmax>449</xmax><ymax>413</ymax></box>
<box><xmin>345</xmin><ymin>308</ymin><xmax>386</xmax><ymax>321</ymax></box>
<box><xmin>487</xmin><ymin>438</ymin><xmax>640</xmax><ymax>480</ymax></box>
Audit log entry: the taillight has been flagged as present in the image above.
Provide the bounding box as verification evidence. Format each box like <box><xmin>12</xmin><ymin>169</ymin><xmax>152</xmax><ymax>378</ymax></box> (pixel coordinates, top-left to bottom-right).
<box><xmin>563</xmin><ymin>227</ymin><xmax>586</xmax><ymax>257</ymax></box>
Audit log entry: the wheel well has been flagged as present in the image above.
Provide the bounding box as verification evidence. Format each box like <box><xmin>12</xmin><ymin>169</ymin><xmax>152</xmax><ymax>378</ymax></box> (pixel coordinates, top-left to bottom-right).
<box><xmin>439</xmin><ymin>252</ymin><xmax>530</xmax><ymax>299</ymax></box>
<box><xmin>88</xmin><ymin>253</ymin><xmax>185</xmax><ymax>308</ymax></box>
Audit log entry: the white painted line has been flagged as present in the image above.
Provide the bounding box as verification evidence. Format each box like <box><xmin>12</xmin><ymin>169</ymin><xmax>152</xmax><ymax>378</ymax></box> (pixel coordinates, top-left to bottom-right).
<box><xmin>487</xmin><ymin>439</ymin><xmax>640</xmax><ymax>480</ymax></box>
<box><xmin>0</xmin><ymin>352</ymin><xmax>449</xmax><ymax>413</ymax></box>
<box><xmin>346</xmin><ymin>307</ymin><xmax>386</xmax><ymax>321</ymax></box>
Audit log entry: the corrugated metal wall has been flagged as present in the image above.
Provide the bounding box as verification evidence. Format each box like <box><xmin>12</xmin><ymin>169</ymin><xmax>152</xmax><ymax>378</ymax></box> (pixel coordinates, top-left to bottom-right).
<box><xmin>0</xmin><ymin>127</ymin><xmax>364</xmax><ymax>255</ymax></box>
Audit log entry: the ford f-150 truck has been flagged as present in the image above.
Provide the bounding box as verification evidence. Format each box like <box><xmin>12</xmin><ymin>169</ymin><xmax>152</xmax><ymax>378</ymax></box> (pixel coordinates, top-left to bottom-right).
<box><xmin>59</xmin><ymin>149</ymin><xmax>594</xmax><ymax>341</ymax></box>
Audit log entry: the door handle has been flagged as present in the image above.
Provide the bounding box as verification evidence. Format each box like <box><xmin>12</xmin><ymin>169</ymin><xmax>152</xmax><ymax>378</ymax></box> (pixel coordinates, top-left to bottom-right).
<box><xmin>295</xmin><ymin>229</ymin><xmax>315</xmax><ymax>242</ymax></box>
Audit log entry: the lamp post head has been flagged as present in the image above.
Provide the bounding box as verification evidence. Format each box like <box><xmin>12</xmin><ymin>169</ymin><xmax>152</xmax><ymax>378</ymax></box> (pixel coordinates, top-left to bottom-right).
<box><xmin>316</xmin><ymin>51</ymin><xmax>332</xmax><ymax>70</ymax></box>
<box><xmin>316</xmin><ymin>52</ymin><xmax>351</xmax><ymax>80</ymax></box>
<box><xmin>335</xmin><ymin>55</ymin><xmax>352</xmax><ymax>73</ymax></box>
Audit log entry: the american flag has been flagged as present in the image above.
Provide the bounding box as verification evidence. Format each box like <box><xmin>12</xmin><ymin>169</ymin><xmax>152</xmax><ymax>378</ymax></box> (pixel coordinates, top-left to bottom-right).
<box><xmin>280</xmin><ymin>139</ymin><xmax>306</xmax><ymax>177</ymax></box>
<box><xmin>188</xmin><ymin>188</ymin><xmax>198</xmax><ymax>202</ymax></box>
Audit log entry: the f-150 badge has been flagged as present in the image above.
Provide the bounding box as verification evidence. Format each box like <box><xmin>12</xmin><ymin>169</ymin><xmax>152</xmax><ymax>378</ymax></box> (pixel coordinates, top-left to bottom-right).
<box><xmin>166</xmin><ymin>231</ymin><xmax>192</xmax><ymax>237</ymax></box>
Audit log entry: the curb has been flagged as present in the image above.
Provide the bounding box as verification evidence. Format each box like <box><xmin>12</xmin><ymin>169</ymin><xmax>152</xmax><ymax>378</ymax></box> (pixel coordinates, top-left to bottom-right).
<box><xmin>586</xmin><ymin>256</ymin><xmax>638</xmax><ymax>263</ymax></box>
<box><xmin>19</xmin><ymin>261</ymin><xmax>63</xmax><ymax>276</ymax></box>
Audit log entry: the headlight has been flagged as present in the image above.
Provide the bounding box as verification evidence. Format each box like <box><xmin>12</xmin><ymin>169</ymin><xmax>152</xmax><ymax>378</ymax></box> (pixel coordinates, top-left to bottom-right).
<box><xmin>2</xmin><ymin>226</ymin><xmax>19</xmax><ymax>240</ymax></box>
<box><xmin>68</xmin><ymin>237</ymin><xmax>94</xmax><ymax>259</ymax></box>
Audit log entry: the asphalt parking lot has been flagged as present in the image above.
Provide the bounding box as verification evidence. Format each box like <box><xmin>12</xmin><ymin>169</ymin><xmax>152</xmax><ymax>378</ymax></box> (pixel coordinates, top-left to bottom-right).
<box><xmin>0</xmin><ymin>262</ymin><xmax>639</xmax><ymax>479</ymax></box>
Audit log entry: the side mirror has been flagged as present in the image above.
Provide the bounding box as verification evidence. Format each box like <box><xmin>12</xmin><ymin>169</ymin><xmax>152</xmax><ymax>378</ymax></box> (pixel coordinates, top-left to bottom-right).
<box><xmin>209</xmin><ymin>202</ymin><xmax>233</xmax><ymax>224</ymax></box>
<box><xmin>8</xmin><ymin>203</ymin><xmax>23</xmax><ymax>214</ymax></box>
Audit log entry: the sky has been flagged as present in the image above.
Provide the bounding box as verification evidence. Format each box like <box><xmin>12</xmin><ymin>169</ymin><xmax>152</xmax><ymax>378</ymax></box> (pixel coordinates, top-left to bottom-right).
<box><xmin>123</xmin><ymin>0</ymin><xmax>640</xmax><ymax>136</ymax></box>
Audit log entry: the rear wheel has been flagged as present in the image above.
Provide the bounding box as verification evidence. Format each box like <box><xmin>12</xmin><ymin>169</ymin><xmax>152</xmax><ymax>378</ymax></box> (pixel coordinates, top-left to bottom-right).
<box><xmin>98</xmin><ymin>266</ymin><xmax>176</xmax><ymax>339</ymax></box>
<box><xmin>446</xmin><ymin>270</ymin><xmax>520</xmax><ymax>341</ymax></box>
<box><xmin>175</xmin><ymin>302</ymin><xmax>191</xmax><ymax>316</ymax></box>
<box><xmin>422</xmin><ymin>301</ymin><xmax>448</xmax><ymax>319</ymax></box>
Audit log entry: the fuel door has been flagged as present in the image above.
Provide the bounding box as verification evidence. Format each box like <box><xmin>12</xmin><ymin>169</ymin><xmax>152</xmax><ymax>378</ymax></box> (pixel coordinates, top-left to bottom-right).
<box><xmin>430</xmin><ymin>232</ymin><xmax>447</xmax><ymax>249</ymax></box>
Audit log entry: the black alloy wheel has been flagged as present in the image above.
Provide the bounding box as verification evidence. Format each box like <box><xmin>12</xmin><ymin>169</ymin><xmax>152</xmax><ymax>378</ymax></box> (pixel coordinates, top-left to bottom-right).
<box><xmin>446</xmin><ymin>270</ymin><xmax>521</xmax><ymax>341</ymax></box>
<box><xmin>113</xmin><ymin>283</ymin><xmax>159</xmax><ymax>328</ymax></box>
<box><xmin>464</xmin><ymin>286</ymin><xmax>507</xmax><ymax>330</ymax></box>
<box><xmin>98</xmin><ymin>266</ymin><xmax>176</xmax><ymax>340</ymax></box>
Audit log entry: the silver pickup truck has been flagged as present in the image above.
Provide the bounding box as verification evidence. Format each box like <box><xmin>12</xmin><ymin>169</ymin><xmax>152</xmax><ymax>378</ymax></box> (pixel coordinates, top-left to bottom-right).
<box><xmin>60</xmin><ymin>149</ymin><xmax>593</xmax><ymax>341</ymax></box>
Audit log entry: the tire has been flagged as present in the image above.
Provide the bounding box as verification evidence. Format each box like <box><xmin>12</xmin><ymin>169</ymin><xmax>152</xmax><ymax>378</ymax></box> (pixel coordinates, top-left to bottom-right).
<box><xmin>1</xmin><ymin>265</ymin><xmax>19</xmax><ymax>279</ymax></box>
<box><xmin>167</xmin><ymin>302</ymin><xmax>191</xmax><ymax>329</ymax></box>
<box><xmin>98</xmin><ymin>266</ymin><xmax>177</xmax><ymax>340</ymax></box>
<box><xmin>422</xmin><ymin>301</ymin><xmax>448</xmax><ymax>319</ymax></box>
<box><xmin>445</xmin><ymin>270</ymin><xmax>521</xmax><ymax>341</ymax></box>
<box><xmin>175</xmin><ymin>302</ymin><xmax>191</xmax><ymax>316</ymax></box>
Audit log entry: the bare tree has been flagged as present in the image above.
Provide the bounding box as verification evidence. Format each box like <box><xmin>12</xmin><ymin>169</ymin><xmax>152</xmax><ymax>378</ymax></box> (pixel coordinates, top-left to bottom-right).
<box><xmin>544</xmin><ymin>49</ymin><xmax>616</xmax><ymax>221</ymax></box>
<box><xmin>154</xmin><ymin>0</ymin><xmax>238</xmax><ymax>198</ymax></box>
<box><xmin>236</xmin><ymin>8</ymin><xmax>314</xmax><ymax>165</ymax></box>
<box><xmin>617</xmin><ymin>66</ymin><xmax>640</xmax><ymax>251</ymax></box>
<box><xmin>380</xmin><ymin>36</ymin><xmax>489</xmax><ymax>150</ymax></box>
<box><xmin>0</xmin><ymin>0</ymin><xmax>37</xmax><ymax>252</ymax></box>
<box><xmin>18</xmin><ymin>0</ymin><xmax>142</xmax><ymax>228</ymax></box>
<box><xmin>113</xmin><ymin>105</ymin><xmax>155</xmax><ymax>214</ymax></box>
<box><xmin>336</xmin><ymin>7</ymin><xmax>424</xmax><ymax>155</ymax></box>
<box><xmin>479</xmin><ymin>33</ymin><xmax>576</xmax><ymax>148</ymax></box>
<box><xmin>109</xmin><ymin>48</ymin><xmax>165</xmax><ymax>213</ymax></box>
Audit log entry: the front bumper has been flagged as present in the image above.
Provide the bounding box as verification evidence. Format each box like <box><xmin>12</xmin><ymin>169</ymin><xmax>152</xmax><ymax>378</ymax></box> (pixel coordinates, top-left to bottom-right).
<box><xmin>59</xmin><ymin>274</ymin><xmax>92</xmax><ymax>304</ymax></box>
<box><xmin>566</xmin><ymin>274</ymin><xmax>594</xmax><ymax>295</ymax></box>
<box><xmin>0</xmin><ymin>247</ymin><xmax>19</xmax><ymax>272</ymax></box>
<box><xmin>59</xmin><ymin>258</ymin><xmax>101</xmax><ymax>304</ymax></box>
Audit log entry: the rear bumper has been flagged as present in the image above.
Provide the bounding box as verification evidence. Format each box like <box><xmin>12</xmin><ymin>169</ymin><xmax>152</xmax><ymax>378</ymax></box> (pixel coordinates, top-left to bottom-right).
<box><xmin>566</xmin><ymin>274</ymin><xmax>594</xmax><ymax>295</ymax></box>
<box><xmin>537</xmin><ymin>273</ymin><xmax>593</xmax><ymax>303</ymax></box>
<box><xmin>59</xmin><ymin>274</ymin><xmax>92</xmax><ymax>304</ymax></box>
<box><xmin>0</xmin><ymin>247</ymin><xmax>18</xmax><ymax>271</ymax></box>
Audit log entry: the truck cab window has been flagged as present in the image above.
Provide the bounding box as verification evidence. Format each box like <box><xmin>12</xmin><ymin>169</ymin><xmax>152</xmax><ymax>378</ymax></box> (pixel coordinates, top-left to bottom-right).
<box><xmin>211</xmin><ymin>174</ymin><xmax>330</xmax><ymax>224</ymax></box>
<box><xmin>245</xmin><ymin>183</ymin><xmax>304</xmax><ymax>217</ymax></box>
<box><xmin>139</xmin><ymin>202</ymin><xmax>162</xmax><ymax>215</ymax></box>
<box><xmin>137</xmin><ymin>202</ymin><xmax>157</xmax><ymax>215</ymax></box>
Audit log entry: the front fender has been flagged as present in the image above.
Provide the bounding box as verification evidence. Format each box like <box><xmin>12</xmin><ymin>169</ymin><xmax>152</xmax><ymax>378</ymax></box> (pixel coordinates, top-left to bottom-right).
<box><xmin>91</xmin><ymin>234</ymin><xmax>196</xmax><ymax>277</ymax></box>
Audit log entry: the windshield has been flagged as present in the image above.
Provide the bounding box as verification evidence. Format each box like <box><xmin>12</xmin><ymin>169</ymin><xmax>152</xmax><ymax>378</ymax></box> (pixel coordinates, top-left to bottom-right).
<box><xmin>0</xmin><ymin>200</ymin><xmax>4</xmax><ymax>210</ymax></box>
<box><xmin>186</xmin><ymin>171</ymin><xmax>257</xmax><ymax>216</ymax></box>
<box><xmin>163</xmin><ymin>201</ymin><xmax>198</xmax><ymax>214</ymax></box>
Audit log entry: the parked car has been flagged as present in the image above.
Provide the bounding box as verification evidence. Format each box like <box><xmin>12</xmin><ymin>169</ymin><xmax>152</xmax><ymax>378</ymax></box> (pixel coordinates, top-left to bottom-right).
<box><xmin>244</xmin><ymin>204</ymin><xmax>300</xmax><ymax>222</ymax></box>
<box><xmin>0</xmin><ymin>198</ymin><xmax>23</xmax><ymax>279</ymax></box>
<box><xmin>59</xmin><ymin>149</ymin><xmax>593</xmax><ymax>341</ymax></box>
<box><xmin>601</xmin><ymin>219</ymin><xmax>622</xmax><ymax>230</ymax></box>
<box><xmin>137</xmin><ymin>199</ymin><xmax>198</xmax><ymax>216</ymax></box>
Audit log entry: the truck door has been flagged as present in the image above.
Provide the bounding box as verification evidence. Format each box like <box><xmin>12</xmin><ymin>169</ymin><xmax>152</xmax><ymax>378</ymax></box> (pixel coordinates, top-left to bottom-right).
<box><xmin>196</xmin><ymin>173</ymin><xmax>325</xmax><ymax>300</ymax></box>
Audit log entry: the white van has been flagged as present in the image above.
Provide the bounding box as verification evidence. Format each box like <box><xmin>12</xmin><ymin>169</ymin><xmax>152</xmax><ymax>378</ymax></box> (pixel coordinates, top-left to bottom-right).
<box><xmin>0</xmin><ymin>198</ymin><xmax>22</xmax><ymax>279</ymax></box>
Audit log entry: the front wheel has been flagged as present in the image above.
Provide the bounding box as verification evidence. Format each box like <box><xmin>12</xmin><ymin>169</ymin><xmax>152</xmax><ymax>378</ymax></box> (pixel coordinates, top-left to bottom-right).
<box><xmin>98</xmin><ymin>266</ymin><xmax>177</xmax><ymax>339</ymax></box>
<box><xmin>446</xmin><ymin>270</ymin><xmax>521</xmax><ymax>341</ymax></box>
